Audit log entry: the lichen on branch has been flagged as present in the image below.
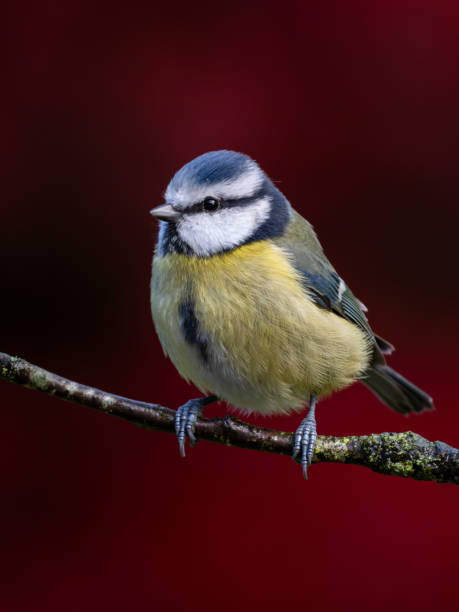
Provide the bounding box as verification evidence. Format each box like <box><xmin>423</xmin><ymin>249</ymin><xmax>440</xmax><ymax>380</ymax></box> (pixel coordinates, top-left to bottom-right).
<box><xmin>0</xmin><ymin>351</ymin><xmax>457</xmax><ymax>484</ymax></box>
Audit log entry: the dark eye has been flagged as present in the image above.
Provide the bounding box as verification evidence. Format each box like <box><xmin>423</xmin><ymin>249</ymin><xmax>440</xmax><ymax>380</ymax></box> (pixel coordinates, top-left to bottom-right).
<box><xmin>202</xmin><ymin>197</ymin><xmax>220</xmax><ymax>212</ymax></box>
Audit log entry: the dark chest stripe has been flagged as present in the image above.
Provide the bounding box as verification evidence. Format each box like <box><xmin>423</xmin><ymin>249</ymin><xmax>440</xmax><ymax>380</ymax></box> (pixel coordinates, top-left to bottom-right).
<box><xmin>179</xmin><ymin>299</ymin><xmax>209</xmax><ymax>364</ymax></box>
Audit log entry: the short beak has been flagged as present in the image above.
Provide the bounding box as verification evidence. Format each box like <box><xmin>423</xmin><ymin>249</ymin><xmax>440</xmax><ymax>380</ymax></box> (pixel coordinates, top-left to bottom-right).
<box><xmin>150</xmin><ymin>203</ymin><xmax>181</xmax><ymax>222</ymax></box>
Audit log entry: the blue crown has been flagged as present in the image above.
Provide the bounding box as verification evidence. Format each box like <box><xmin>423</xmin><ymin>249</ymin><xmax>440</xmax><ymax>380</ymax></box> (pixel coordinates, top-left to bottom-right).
<box><xmin>169</xmin><ymin>150</ymin><xmax>254</xmax><ymax>189</ymax></box>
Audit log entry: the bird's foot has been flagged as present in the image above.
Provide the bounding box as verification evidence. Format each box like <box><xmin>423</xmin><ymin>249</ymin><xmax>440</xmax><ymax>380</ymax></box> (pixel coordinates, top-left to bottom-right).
<box><xmin>174</xmin><ymin>395</ymin><xmax>217</xmax><ymax>457</ymax></box>
<box><xmin>292</xmin><ymin>396</ymin><xmax>317</xmax><ymax>479</ymax></box>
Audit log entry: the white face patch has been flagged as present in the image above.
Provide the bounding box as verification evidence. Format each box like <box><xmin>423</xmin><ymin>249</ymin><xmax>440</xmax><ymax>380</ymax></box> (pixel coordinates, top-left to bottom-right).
<box><xmin>166</xmin><ymin>162</ymin><xmax>263</xmax><ymax>208</ymax></box>
<box><xmin>176</xmin><ymin>197</ymin><xmax>271</xmax><ymax>256</ymax></box>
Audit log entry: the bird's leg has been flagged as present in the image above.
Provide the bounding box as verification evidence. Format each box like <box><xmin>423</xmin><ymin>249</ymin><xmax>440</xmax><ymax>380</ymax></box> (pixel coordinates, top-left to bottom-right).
<box><xmin>174</xmin><ymin>395</ymin><xmax>218</xmax><ymax>457</ymax></box>
<box><xmin>292</xmin><ymin>395</ymin><xmax>317</xmax><ymax>479</ymax></box>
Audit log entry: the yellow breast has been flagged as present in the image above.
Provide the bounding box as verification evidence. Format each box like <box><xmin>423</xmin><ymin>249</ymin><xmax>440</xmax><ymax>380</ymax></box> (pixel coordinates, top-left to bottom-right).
<box><xmin>151</xmin><ymin>241</ymin><xmax>371</xmax><ymax>415</ymax></box>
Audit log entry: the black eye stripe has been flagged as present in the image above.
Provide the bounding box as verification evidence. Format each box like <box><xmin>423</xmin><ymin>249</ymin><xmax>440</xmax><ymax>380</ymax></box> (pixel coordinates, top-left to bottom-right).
<box><xmin>185</xmin><ymin>187</ymin><xmax>266</xmax><ymax>215</ymax></box>
<box><xmin>188</xmin><ymin>201</ymin><xmax>207</xmax><ymax>214</ymax></box>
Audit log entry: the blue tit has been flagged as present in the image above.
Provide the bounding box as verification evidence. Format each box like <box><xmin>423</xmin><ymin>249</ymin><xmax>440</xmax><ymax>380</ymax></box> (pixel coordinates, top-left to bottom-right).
<box><xmin>150</xmin><ymin>150</ymin><xmax>434</xmax><ymax>478</ymax></box>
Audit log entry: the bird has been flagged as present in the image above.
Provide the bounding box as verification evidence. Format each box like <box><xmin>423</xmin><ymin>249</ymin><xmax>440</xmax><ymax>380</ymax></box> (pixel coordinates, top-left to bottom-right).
<box><xmin>150</xmin><ymin>150</ymin><xmax>433</xmax><ymax>478</ymax></box>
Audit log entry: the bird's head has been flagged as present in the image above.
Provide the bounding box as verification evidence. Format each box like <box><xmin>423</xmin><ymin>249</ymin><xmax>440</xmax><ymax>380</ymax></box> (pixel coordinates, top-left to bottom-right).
<box><xmin>151</xmin><ymin>150</ymin><xmax>291</xmax><ymax>257</ymax></box>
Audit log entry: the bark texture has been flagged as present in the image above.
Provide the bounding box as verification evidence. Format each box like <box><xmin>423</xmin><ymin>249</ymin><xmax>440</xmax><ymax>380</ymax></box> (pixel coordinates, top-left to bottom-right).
<box><xmin>1</xmin><ymin>351</ymin><xmax>457</xmax><ymax>484</ymax></box>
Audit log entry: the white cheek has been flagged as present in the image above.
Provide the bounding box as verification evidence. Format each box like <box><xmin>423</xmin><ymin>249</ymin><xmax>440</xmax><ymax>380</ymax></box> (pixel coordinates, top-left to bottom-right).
<box><xmin>177</xmin><ymin>197</ymin><xmax>271</xmax><ymax>256</ymax></box>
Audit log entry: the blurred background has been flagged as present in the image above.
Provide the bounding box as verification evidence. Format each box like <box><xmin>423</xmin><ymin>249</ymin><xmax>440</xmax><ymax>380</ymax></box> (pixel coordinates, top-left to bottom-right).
<box><xmin>1</xmin><ymin>1</ymin><xmax>458</xmax><ymax>610</ymax></box>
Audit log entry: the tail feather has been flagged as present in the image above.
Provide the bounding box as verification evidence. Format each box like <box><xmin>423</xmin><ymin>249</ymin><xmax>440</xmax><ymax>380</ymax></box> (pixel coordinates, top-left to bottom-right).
<box><xmin>374</xmin><ymin>334</ymin><xmax>395</xmax><ymax>355</ymax></box>
<box><xmin>363</xmin><ymin>365</ymin><xmax>434</xmax><ymax>414</ymax></box>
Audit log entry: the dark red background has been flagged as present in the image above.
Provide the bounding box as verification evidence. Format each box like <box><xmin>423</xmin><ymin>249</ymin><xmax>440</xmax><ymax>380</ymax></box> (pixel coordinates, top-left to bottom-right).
<box><xmin>1</xmin><ymin>2</ymin><xmax>458</xmax><ymax>611</ymax></box>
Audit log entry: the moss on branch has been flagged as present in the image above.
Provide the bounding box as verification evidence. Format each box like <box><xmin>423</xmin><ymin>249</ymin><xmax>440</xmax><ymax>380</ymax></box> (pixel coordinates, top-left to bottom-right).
<box><xmin>0</xmin><ymin>351</ymin><xmax>457</xmax><ymax>484</ymax></box>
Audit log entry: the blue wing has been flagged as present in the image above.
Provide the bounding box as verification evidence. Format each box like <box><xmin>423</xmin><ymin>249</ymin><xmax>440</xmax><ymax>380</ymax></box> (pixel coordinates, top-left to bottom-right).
<box><xmin>298</xmin><ymin>260</ymin><xmax>373</xmax><ymax>337</ymax></box>
<box><xmin>273</xmin><ymin>211</ymin><xmax>393</xmax><ymax>362</ymax></box>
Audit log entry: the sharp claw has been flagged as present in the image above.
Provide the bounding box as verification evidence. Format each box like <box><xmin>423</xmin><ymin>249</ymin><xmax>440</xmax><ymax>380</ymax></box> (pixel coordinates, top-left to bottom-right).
<box><xmin>186</xmin><ymin>420</ymin><xmax>197</xmax><ymax>447</ymax></box>
<box><xmin>301</xmin><ymin>440</ymin><xmax>308</xmax><ymax>478</ymax></box>
<box><xmin>292</xmin><ymin>397</ymin><xmax>318</xmax><ymax>479</ymax></box>
<box><xmin>178</xmin><ymin>420</ymin><xmax>186</xmax><ymax>457</ymax></box>
<box><xmin>174</xmin><ymin>399</ymin><xmax>207</xmax><ymax>457</ymax></box>
<box><xmin>302</xmin><ymin>433</ymin><xmax>312</xmax><ymax>479</ymax></box>
<box><xmin>187</xmin><ymin>430</ymin><xmax>197</xmax><ymax>447</ymax></box>
<box><xmin>175</xmin><ymin>406</ymin><xmax>187</xmax><ymax>457</ymax></box>
<box><xmin>292</xmin><ymin>427</ymin><xmax>303</xmax><ymax>462</ymax></box>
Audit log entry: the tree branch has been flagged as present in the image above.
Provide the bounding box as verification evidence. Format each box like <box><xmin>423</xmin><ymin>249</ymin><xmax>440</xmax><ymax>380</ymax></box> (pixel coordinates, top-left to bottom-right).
<box><xmin>0</xmin><ymin>351</ymin><xmax>457</xmax><ymax>484</ymax></box>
